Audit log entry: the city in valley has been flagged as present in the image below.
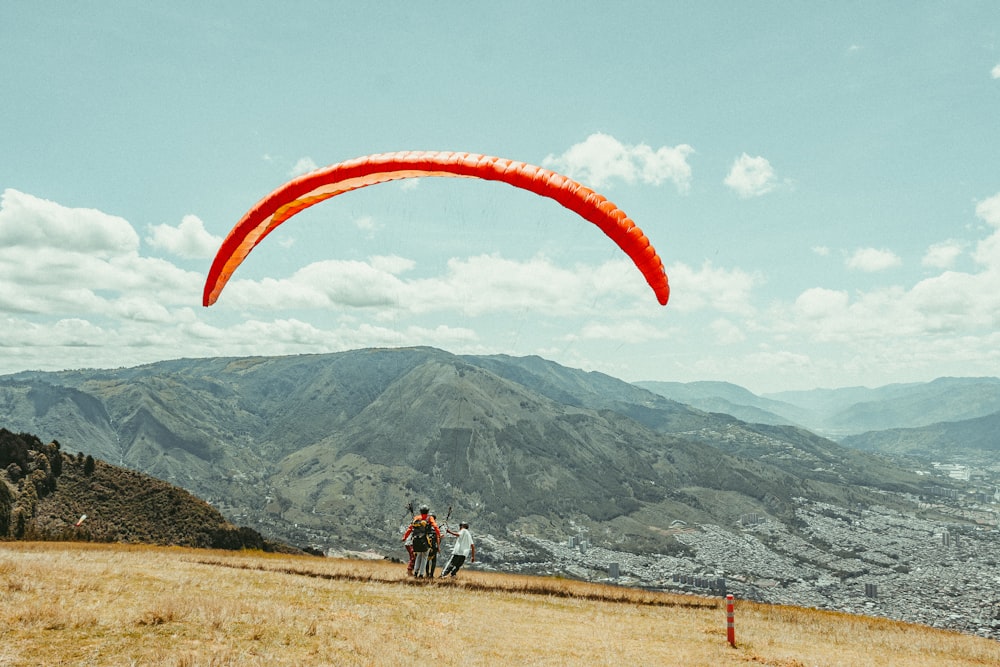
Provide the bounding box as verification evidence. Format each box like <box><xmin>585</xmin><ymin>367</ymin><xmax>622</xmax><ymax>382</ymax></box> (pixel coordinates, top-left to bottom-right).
<box><xmin>477</xmin><ymin>453</ymin><xmax>1000</xmax><ymax>641</ymax></box>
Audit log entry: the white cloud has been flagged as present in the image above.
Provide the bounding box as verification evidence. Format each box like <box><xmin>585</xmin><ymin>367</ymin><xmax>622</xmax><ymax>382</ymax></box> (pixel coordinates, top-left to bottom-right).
<box><xmin>745</xmin><ymin>348</ymin><xmax>813</xmax><ymax>376</ymax></box>
<box><xmin>710</xmin><ymin>318</ymin><xmax>745</xmax><ymax>344</ymax></box>
<box><xmin>976</xmin><ymin>192</ymin><xmax>1000</xmax><ymax>227</ymax></box>
<box><xmin>571</xmin><ymin>319</ymin><xmax>669</xmax><ymax>343</ymax></box>
<box><xmin>370</xmin><ymin>255</ymin><xmax>415</xmax><ymax>275</ymax></box>
<box><xmin>146</xmin><ymin>214</ymin><xmax>221</xmax><ymax>259</ymax></box>
<box><xmin>1</xmin><ymin>317</ymin><xmax>107</xmax><ymax>348</ymax></box>
<box><xmin>781</xmin><ymin>265</ymin><xmax>1000</xmax><ymax>344</ymax></box>
<box><xmin>794</xmin><ymin>288</ymin><xmax>850</xmax><ymax>320</ymax></box>
<box><xmin>812</xmin><ymin>246</ymin><xmax>830</xmax><ymax>257</ymax></box>
<box><xmin>845</xmin><ymin>247</ymin><xmax>902</xmax><ymax>272</ymax></box>
<box><xmin>922</xmin><ymin>240</ymin><xmax>964</xmax><ymax>269</ymax></box>
<box><xmin>0</xmin><ymin>189</ymin><xmax>138</xmax><ymax>256</ymax></box>
<box><xmin>0</xmin><ymin>192</ymin><xmax>668</xmax><ymax>374</ymax></box>
<box><xmin>223</xmin><ymin>259</ymin><xmax>405</xmax><ymax>311</ymax></box>
<box><xmin>724</xmin><ymin>154</ymin><xmax>777</xmax><ymax>198</ymax></box>
<box><xmin>666</xmin><ymin>261</ymin><xmax>761</xmax><ymax>315</ymax></box>
<box><xmin>218</xmin><ymin>253</ymin><xmax>656</xmax><ymax>318</ymax></box>
<box><xmin>290</xmin><ymin>156</ymin><xmax>319</xmax><ymax>177</ymax></box>
<box><xmin>992</xmin><ymin>63</ymin><xmax>1000</xmax><ymax>79</ymax></box>
<box><xmin>763</xmin><ymin>203</ymin><xmax>1000</xmax><ymax>357</ymax></box>
<box><xmin>968</xmin><ymin>193</ymin><xmax>1000</xmax><ymax>268</ymax></box>
<box><xmin>907</xmin><ymin>270</ymin><xmax>998</xmax><ymax>330</ymax></box>
<box><xmin>759</xmin><ymin>214</ymin><xmax>1000</xmax><ymax>373</ymax></box>
<box><xmin>354</xmin><ymin>215</ymin><xmax>379</xmax><ymax>236</ymax></box>
<box><xmin>109</xmin><ymin>296</ymin><xmax>175</xmax><ymax>323</ymax></box>
<box><xmin>543</xmin><ymin>133</ymin><xmax>694</xmax><ymax>191</ymax></box>
<box><xmin>781</xmin><ymin>287</ymin><xmax>901</xmax><ymax>344</ymax></box>
<box><xmin>0</xmin><ymin>190</ymin><xmax>202</xmax><ymax>322</ymax></box>
<box><xmin>411</xmin><ymin>255</ymin><xmax>642</xmax><ymax>317</ymax></box>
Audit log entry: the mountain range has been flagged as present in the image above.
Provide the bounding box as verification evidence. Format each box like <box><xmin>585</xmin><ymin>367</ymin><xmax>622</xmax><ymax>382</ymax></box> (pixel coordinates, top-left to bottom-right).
<box><xmin>636</xmin><ymin>376</ymin><xmax>1000</xmax><ymax>446</ymax></box>
<box><xmin>0</xmin><ymin>347</ymin><xmax>980</xmax><ymax>553</ymax></box>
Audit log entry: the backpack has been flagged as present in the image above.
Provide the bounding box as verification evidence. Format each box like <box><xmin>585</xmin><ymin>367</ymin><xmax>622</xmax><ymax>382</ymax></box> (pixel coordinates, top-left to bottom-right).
<box><xmin>410</xmin><ymin>517</ymin><xmax>430</xmax><ymax>552</ymax></box>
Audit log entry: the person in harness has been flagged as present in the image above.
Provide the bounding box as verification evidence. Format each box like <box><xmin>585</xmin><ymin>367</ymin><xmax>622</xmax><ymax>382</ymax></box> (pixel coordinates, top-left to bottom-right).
<box><xmin>402</xmin><ymin>527</ymin><xmax>416</xmax><ymax>576</ymax></box>
<box><xmin>401</xmin><ymin>505</ymin><xmax>441</xmax><ymax>577</ymax></box>
<box><xmin>426</xmin><ymin>513</ymin><xmax>440</xmax><ymax>578</ymax></box>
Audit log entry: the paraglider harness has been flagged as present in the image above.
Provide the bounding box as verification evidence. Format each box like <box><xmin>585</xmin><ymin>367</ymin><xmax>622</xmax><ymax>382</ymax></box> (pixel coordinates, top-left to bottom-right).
<box><xmin>409</xmin><ymin>515</ymin><xmax>433</xmax><ymax>553</ymax></box>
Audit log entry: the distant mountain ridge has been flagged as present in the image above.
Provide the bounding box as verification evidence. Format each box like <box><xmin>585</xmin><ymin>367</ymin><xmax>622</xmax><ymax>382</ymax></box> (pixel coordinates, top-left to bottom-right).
<box><xmin>0</xmin><ymin>348</ymin><xmax>942</xmax><ymax>553</ymax></box>
<box><xmin>637</xmin><ymin>376</ymin><xmax>1000</xmax><ymax>442</ymax></box>
<box><xmin>841</xmin><ymin>411</ymin><xmax>1000</xmax><ymax>456</ymax></box>
<box><xmin>633</xmin><ymin>380</ymin><xmax>811</xmax><ymax>428</ymax></box>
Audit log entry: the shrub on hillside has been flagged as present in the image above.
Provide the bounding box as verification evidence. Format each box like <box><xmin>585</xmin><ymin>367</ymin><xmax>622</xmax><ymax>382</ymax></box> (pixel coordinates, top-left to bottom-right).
<box><xmin>1</xmin><ymin>428</ymin><xmax>297</xmax><ymax>553</ymax></box>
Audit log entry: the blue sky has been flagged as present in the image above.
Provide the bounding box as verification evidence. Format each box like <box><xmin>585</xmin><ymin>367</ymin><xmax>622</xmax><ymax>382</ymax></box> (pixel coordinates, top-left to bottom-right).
<box><xmin>2</xmin><ymin>2</ymin><xmax>999</xmax><ymax>393</ymax></box>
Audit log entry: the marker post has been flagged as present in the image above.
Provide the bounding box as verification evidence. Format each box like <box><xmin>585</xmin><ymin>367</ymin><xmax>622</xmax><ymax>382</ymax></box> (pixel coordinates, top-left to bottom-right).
<box><xmin>726</xmin><ymin>594</ymin><xmax>736</xmax><ymax>647</ymax></box>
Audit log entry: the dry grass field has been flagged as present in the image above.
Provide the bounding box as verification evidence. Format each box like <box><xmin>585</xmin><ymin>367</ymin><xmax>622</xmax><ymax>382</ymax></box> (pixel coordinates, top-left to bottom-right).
<box><xmin>1</xmin><ymin>542</ymin><xmax>997</xmax><ymax>666</ymax></box>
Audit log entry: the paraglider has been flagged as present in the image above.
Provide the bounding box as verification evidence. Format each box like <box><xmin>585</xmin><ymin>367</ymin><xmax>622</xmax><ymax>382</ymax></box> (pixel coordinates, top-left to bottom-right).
<box><xmin>202</xmin><ymin>151</ymin><xmax>670</xmax><ymax>306</ymax></box>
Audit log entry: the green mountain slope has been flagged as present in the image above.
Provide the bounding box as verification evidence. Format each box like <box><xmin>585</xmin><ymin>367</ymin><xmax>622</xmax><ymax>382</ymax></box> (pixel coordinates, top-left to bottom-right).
<box><xmin>841</xmin><ymin>410</ymin><xmax>1000</xmax><ymax>456</ymax></box>
<box><xmin>1</xmin><ymin>348</ymin><xmax>933</xmax><ymax>553</ymax></box>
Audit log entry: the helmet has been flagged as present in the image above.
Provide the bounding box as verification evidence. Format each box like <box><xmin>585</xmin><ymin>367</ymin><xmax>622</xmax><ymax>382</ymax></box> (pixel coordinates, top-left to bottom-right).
<box><xmin>419</xmin><ymin>505</ymin><xmax>430</xmax><ymax>513</ymax></box>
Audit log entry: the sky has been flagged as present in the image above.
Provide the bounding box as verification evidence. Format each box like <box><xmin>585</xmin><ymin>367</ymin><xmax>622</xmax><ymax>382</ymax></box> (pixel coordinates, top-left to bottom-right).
<box><xmin>2</xmin><ymin>2</ymin><xmax>1000</xmax><ymax>394</ymax></box>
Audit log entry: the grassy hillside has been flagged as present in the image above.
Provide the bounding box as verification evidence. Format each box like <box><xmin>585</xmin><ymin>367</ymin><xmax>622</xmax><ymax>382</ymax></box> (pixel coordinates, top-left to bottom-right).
<box><xmin>0</xmin><ymin>428</ymin><xmax>296</xmax><ymax>552</ymax></box>
<box><xmin>1</xmin><ymin>543</ymin><xmax>997</xmax><ymax>666</ymax></box>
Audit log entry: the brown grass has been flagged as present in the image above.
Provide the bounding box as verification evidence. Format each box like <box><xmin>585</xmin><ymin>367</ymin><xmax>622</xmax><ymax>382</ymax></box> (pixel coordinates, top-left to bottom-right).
<box><xmin>1</xmin><ymin>542</ymin><xmax>997</xmax><ymax>666</ymax></box>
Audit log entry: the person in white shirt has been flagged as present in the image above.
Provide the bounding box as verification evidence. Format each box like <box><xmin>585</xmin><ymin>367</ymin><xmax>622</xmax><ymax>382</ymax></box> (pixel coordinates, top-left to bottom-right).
<box><xmin>441</xmin><ymin>522</ymin><xmax>475</xmax><ymax>577</ymax></box>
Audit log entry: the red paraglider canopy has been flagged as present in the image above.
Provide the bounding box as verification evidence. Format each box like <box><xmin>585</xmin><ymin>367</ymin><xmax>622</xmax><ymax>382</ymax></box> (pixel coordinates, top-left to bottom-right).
<box><xmin>203</xmin><ymin>151</ymin><xmax>670</xmax><ymax>307</ymax></box>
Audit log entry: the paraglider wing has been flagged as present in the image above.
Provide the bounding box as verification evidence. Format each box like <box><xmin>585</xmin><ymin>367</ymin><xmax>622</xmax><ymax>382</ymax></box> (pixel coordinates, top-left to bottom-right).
<box><xmin>202</xmin><ymin>151</ymin><xmax>670</xmax><ymax>306</ymax></box>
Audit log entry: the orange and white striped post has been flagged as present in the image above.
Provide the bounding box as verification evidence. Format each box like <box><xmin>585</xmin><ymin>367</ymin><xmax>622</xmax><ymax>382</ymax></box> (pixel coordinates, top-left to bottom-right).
<box><xmin>726</xmin><ymin>594</ymin><xmax>736</xmax><ymax>647</ymax></box>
